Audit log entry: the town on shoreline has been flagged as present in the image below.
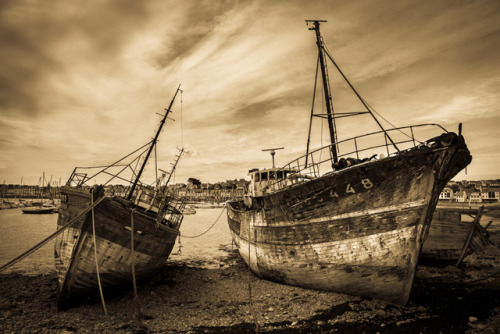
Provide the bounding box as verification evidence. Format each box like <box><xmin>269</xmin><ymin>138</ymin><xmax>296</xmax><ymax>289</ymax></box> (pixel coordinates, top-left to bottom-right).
<box><xmin>2</xmin><ymin>178</ymin><xmax>499</xmax><ymax>206</ymax></box>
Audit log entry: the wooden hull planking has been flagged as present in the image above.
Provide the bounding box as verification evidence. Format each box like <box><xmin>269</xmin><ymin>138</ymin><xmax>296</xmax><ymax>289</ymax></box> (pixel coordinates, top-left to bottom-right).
<box><xmin>421</xmin><ymin>207</ymin><xmax>489</xmax><ymax>264</ymax></box>
<box><xmin>54</xmin><ymin>189</ymin><xmax>179</xmax><ymax>309</ymax></box>
<box><xmin>227</xmin><ymin>134</ymin><xmax>471</xmax><ymax>304</ymax></box>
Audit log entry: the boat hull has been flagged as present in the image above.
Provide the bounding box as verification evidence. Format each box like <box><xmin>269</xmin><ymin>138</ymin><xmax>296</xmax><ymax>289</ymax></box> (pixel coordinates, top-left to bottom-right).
<box><xmin>227</xmin><ymin>133</ymin><xmax>471</xmax><ymax>304</ymax></box>
<box><xmin>421</xmin><ymin>207</ymin><xmax>489</xmax><ymax>264</ymax></box>
<box><xmin>54</xmin><ymin>188</ymin><xmax>179</xmax><ymax>310</ymax></box>
<box><xmin>22</xmin><ymin>207</ymin><xmax>54</xmax><ymax>214</ymax></box>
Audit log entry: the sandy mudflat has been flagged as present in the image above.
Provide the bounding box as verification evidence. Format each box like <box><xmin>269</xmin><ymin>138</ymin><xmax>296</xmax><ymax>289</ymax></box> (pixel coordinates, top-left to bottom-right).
<box><xmin>1</xmin><ymin>248</ymin><xmax>499</xmax><ymax>334</ymax></box>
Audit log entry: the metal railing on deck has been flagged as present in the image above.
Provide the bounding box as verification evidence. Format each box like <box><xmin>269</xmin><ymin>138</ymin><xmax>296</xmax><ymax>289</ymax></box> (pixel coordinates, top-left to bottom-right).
<box><xmin>267</xmin><ymin>123</ymin><xmax>448</xmax><ymax>193</ymax></box>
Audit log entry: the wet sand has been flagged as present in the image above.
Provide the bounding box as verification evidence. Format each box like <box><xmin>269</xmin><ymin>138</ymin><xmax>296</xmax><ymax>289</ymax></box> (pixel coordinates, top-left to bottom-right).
<box><xmin>1</xmin><ymin>245</ymin><xmax>499</xmax><ymax>334</ymax></box>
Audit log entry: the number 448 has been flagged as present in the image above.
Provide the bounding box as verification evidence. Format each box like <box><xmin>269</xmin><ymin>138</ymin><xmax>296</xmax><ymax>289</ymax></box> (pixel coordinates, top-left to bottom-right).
<box><xmin>330</xmin><ymin>178</ymin><xmax>373</xmax><ymax>197</ymax></box>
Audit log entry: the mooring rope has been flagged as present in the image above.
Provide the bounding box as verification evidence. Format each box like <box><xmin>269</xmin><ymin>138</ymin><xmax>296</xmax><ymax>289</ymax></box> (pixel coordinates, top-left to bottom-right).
<box><xmin>0</xmin><ymin>196</ymin><xmax>106</xmax><ymax>273</ymax></box>
<box><xmin>179</xmin><ymin>206</ymin><xmax>226</xmax><ymax>239</ymax></box>
<box><xmin>130</xmin><ymin>208</ymin><xmax>142</xmax><ymax>321</ymax></box>
<box><xmin>91</xmin><ymin>189</ymin><xmax>108</xmax><ymax>317</ymax></box>
<box><xmin>175</xmin><ymin>206</ymin><xmax>226</xmax><ymax>255</ymax></box>
<box><xmin>248</xmin><ymin>220</ymin><xmax>259</xmax><ymax>332</ymax></box>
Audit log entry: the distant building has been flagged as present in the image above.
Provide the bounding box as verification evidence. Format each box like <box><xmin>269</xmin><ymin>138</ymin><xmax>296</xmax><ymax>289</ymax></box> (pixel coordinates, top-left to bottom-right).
<box><xmin>438</xmin><ymin>179</ymin><xmax>500</xmax><ymax>203</ymax></box>
<box><xmin>438</xmin><ymin>186</ymin><xmax>453</xmax><ymax>201</ymax></box>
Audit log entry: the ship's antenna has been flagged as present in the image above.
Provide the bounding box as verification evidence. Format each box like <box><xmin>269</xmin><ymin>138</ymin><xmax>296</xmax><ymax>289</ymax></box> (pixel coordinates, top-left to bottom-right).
<box><xmin>262</xmin><ymin>147</ymin><xmax>284</xmax><ymax>168</ymax></box>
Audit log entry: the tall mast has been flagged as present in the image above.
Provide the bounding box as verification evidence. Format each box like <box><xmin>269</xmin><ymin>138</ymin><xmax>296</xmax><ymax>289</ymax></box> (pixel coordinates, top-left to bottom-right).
<box><xmin>127</xmin><ymin>85</ymin><xmax>182</xmax><ymax>200</ymax></box>
<box><xmin>307</xmin><ymin>20</ymin><xmax>338</xmax><ymax>163</ymax></box>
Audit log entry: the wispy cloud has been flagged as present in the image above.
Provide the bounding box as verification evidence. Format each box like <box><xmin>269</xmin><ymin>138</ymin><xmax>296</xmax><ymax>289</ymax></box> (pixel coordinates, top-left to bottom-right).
<box><xmin>1</xmin><ymin>0</ymin><xmax>499</xmax><ymax>184</ymax></box>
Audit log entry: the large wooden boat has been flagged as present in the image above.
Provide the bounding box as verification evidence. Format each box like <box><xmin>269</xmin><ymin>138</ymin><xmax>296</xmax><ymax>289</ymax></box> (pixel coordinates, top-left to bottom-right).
<box><xmin>54</xmin><ymin>87</ymin><xmax>185</xmax><ymax>310</ymax></box>
<box><xmin>226</xmin><ymin>20</ymin><xmax>472</xmax><ymax>304</ymax></box>
<box><xmin>421</xmin><ymin>206</ymin><xmax>491</xmax><ymax>265</ymax></box>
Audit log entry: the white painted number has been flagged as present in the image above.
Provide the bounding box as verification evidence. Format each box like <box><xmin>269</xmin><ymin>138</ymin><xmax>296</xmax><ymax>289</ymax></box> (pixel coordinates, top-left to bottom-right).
<box><xmin>329</xmin><ymin>190</ymin><xmax>339</xmax><ymax>198</ymax></box>
<box><xmin>361</xmin><ymin>178</ymin><xmax>373</xmax><ymax>189</ymax></box>
<box><xmin>346</xmin><ymin>183</ymin><xmax>356</xmax><ymax>194</ymax></box>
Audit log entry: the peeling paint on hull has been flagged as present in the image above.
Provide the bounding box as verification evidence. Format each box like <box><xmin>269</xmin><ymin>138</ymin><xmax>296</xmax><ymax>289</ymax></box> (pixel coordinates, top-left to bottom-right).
<box><xmin>227</xmin><ymin>134</ymin><xmax>471</xmax><ymax>304</ymax></box>
<box><xmin>54</xmin><ymin>189</ymin><xmax>179</xmax><ymax>310</ymax></box>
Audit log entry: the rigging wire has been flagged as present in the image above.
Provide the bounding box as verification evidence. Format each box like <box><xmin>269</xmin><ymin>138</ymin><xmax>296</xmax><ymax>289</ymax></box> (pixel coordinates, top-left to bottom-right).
<box><xmin>175</xmin><ymin>90</ymin><xmax>185</xmax><ymax>186</ymax></box>
<box><xmin>154</xmin><ymin>144</ymin><xmax>158</xmax><ymax>186</ymax></box>
<box><xmin>360</xmin><ymin>96</ymin><xmax>423</xmax><ymax>143</ymax></box>
<box><xmin>319</xmin><ymin>73</ymin><xmax>325</xmax><ymax>166</ymax></box>
<box><xmin>305</xmin><ymin>54</ymin><xmax>320</xmax><ymax>167</ymax></box>
<box><xmin>322</xmin><ymin>42</ymin><xmax>418</xmax><ymax>143</ymax></box>
<box><xmin>180</xmin><ymin>90</ymin><xmax>184</xmax><ymax>149</ymax></box>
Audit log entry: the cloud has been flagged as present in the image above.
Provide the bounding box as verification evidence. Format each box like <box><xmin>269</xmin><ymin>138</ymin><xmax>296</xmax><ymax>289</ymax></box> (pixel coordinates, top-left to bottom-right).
<box><xmin>1</xmin><ymin>0</ymin><xmax>499</xmax><ymax>184</ymax></box>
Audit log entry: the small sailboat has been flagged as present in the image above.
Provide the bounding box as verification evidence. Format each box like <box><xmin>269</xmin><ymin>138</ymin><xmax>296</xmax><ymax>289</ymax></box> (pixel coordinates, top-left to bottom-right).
<box><xmin>54</xmin><ymin>87</ymin><xmax>186</xmax><ymax>310</ymax></box>
<box><xmin>226</xmin><ymin>20</ymin><xmax>472</xmax><ymax>304</ymax></box>
<box><xmin>23</xmin><ymin>173</ymin><xmax>56</xmax><ymax>214</ymax></box>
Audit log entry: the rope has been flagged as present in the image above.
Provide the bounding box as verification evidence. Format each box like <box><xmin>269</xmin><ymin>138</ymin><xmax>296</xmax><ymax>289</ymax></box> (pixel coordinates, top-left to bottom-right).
<box><xmin>176</xmin><ymin>234</ymin><xmax>182</xmax><ymax>255</ymax></box>
<box><xmin>248</xmin><ymin>219</ymin><xmax>259</xmax><ymax>332</ymax></box>
<box><xmin>0</xmin><ymin>195</ymin><xmax>106</xmax><ymax>273</ymax></box>
<box><xmin>91</xmin><ymin>189</ymin><xmax>108</xmax><ymax>317</ymax></box>
<box><xmin>180</xmin><ymin>206</ymin><xmax>226</xmax><ymax>238</ymax></box>
<box><xmin>130</xmin><ymin>208</ymin><xmax>143</xmax><ymax>324</ymax></box>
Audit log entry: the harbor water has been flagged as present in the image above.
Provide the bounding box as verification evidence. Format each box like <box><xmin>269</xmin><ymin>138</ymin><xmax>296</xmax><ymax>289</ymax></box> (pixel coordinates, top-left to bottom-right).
<box><xmin>1</xmin><ymin>205</ymin><xmax>498</xmax><ymax>275</ymax></box>
<box><xmin>0</xmin><ymin>207</ymin><xmax>232</xmax><ymax>275</ymax></box>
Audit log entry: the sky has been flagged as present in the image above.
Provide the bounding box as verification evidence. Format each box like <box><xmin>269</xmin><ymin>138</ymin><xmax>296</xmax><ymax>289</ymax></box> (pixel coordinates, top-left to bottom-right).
<box><xmin>1</xmin><ymin>0</ymin><xmax>499</xmax><ymax>186</ymax></box>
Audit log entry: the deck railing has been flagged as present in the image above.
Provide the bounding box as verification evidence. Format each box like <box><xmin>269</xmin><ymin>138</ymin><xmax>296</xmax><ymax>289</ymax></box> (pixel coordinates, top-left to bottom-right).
<box><xmin>267</xmin><ymin>123</ymin><xmax>448</xmax><ymax>192</ymax></box>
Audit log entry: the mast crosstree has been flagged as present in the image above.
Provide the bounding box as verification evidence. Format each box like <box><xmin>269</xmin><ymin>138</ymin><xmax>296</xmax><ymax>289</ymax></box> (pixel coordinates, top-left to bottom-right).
<box><xmin>127</xmin><ymin>85</ymin><xmax>182</xmax><ymax>200</ymax></box>
<box><xmin>305</xmin><ymin>20</ymin><xmax>399</xmax><ymax>167</ymax></box>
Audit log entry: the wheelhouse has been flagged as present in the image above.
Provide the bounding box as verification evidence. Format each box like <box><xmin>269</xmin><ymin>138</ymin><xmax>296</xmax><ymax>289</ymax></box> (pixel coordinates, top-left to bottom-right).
<box><xmin>248</xmin><ymin>168</ymin><xmax>302</xmax><ymax>197</ymax></box>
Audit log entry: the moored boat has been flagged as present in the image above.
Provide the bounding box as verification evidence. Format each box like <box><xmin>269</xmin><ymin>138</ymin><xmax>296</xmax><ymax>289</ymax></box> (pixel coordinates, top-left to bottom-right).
<box><xmin>421</xmin><ymin>206</ymin><xmax>491</xmax><ymax>265</ymax></box>
<box><xmin>226</xmin><ymin>20</ymin><xmax>472</xmax><ymax>304</ymax></box>
<box><xmin>194</xmin><ymin>202</ymin><xmax>225</xmax><ymax>209</ymax></box>
<box><xmin>182</xmin><ymin>205</ymin><xmax>197</xmax><ymax>215</ymax></box>
<box><xmin>22</xmin><ymin>206</ymin><xmax>55</xmax><ymax>214</ymax></box>
<box><xmin>54</xmin><ymin>87</ymin><xmax>186</xmax><ymax>310</ymax></box>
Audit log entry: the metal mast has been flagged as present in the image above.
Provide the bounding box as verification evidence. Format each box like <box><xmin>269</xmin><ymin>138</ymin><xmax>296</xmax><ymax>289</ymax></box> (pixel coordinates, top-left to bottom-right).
<box><xmin>127</xmin><ymin>85</ymin><xmax>182</xmax><ymax>200</ymax></box>
<box><xmin>307</xmin><ymin>19</ymin><xmax>338</xmax><ymax>163</ymax></box>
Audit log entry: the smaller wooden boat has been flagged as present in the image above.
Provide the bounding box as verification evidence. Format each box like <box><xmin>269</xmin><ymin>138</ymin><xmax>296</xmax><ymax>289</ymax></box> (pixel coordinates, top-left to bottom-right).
<box><xmin>54</xmin><ymin>87</ymin><xmax>186</xmax><ymax>310</ymax></box>
<box><xmin>22</xmin><ymin>206</ymin><xmax>55</xmax><ymax>214</ymax></box>
<box><xmin>421</xmin><ymin>206</ymin><xmax>490</xmax><ymax>265</ymax></box>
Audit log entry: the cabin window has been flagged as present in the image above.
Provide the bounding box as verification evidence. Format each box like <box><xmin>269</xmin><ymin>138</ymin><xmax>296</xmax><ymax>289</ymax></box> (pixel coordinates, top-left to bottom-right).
<box><xmin>269</xmin><ymin>171</ymin><xmax>276</xmax><ymax>179</ymax></box>
<box><xmin>254</xmin><ymin>173</ymin><xmax>260</xmax><ymax>182</ymax></box>
<box><xmin>261</xmin><ymin>172</ymin><xmax>268</xmax><ymax>181</ymax></box>
<box><xmin>277</xmin><ymin>171</ymin><xmax>283</xmax><ymax>179</ymax></box>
